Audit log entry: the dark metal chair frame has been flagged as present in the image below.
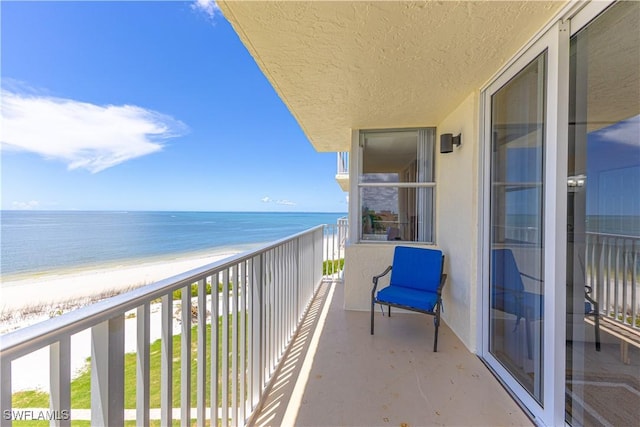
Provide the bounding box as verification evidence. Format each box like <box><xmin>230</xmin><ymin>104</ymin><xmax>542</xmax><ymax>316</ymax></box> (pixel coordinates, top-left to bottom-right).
<box><xmin>370</xmin><ymin>250</ymin><xmax>447</xmax><ymax>352</ymax></box>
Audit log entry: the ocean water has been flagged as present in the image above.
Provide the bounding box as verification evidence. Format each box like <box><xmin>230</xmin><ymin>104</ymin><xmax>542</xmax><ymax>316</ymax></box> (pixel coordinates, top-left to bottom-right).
<box><xmin>0</xmin><ymin>211</ymin><xmax>346</xmax><ymax>277</ymax></box>
<box><xmin>506</xmin><ymin>214</ymin><xmax>640</xmax><ymax>237</ymax></box>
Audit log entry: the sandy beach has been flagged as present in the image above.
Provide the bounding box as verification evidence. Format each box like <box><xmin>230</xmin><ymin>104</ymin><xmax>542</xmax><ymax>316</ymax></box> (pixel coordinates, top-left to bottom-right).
<box><xmin>0</xmin><ymin>235</ymin><xmax>344</xmax><ymax>393</ymax></box>
<box><xmin>1</xmin><ymin>250</ymin><xmax>244</xmax><ymax>392</ymax></box>
<box><xmin>0</xmin><ymin>249</ymin><xmax>243</xmax><ymax>317</ymax></box>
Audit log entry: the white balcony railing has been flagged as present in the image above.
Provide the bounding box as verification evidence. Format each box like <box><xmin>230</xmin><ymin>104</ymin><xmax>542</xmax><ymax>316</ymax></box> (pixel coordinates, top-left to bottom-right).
<box><xmin>336</xmin><ymin>152</ymin><xmax>349</xmax><ymax>176</ymax></box>
<box><xmin>0</xmin><ymin>223</ymin><xmax>347</xmax><ymax>427</ymax></box>
<box><xmin>586</xmin><ymin>232</ymin><xmax>640</xmax><ymax>331</ymax></box>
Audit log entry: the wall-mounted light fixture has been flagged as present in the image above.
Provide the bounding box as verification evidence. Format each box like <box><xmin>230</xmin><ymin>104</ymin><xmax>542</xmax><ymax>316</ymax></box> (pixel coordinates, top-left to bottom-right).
<box><xmin>440</xmin><ymin>133</ymin><xmax>461</xmax><ymax>153</ymax></box>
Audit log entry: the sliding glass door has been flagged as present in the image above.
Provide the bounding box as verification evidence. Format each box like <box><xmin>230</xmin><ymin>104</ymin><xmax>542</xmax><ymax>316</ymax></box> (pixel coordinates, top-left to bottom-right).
<box><xmin>482</xmin><ymin>1</ymin><xmax>639</xmax><ymax>424</ymax></box>
<box><xmin>566</xmin><ymin>2</ymin><xmax>640</xmax><ymax>425</ymax></box>
<box><xmin>488</xmin><ymin>53</ymin><xmax>546</xmax><ymax>403</ymax></box>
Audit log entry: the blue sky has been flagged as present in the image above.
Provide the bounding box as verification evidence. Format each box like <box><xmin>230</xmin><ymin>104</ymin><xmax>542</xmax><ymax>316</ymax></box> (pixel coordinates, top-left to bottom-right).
<box><xmin>0</xmin><ymin>1</ymin><xmax>347</xmax><ymax>212</ymax></box>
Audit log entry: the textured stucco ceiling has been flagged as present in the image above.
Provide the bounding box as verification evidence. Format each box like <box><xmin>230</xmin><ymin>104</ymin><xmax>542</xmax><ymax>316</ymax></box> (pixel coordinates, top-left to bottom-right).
<box><xmin>219</xmin><ymin>1</ymin><xmax>565</xmax><ymax>152</ymax></box>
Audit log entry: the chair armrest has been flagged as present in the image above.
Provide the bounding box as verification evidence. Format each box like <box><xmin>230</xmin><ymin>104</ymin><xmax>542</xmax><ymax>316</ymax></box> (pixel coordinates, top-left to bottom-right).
<box><xmin>520</xmin><ymin>271</ymin><xmax>544</xmax><ymax>283</ymax></box>
<box><xmin>372</xmin><ymin>265</ymin><xmax>392</xmax><ymax>297</ymax></box>
<box><xmin>584</xmin><ymin>289</ymin><xmax>597</xmax><ymax>305</ymax></box>
<box><xmin>437</xmin><ymin>273</ymin><xmax>447</xmax><ymax>296</ymax></box>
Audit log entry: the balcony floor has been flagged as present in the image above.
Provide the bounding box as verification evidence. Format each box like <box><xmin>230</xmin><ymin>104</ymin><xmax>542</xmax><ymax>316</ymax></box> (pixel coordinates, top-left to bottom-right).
<box><xmin>252</xmin><ymin>281</ymin><xmax>533</xmax><ymax>427</ymax></box>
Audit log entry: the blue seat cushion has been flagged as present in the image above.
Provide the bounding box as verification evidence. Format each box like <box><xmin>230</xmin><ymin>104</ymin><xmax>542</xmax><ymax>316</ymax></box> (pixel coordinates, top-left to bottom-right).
<box><xmin>377</xmin><ymin>285</ymin><xmax>439</xmax><ymax>312</ymax></box>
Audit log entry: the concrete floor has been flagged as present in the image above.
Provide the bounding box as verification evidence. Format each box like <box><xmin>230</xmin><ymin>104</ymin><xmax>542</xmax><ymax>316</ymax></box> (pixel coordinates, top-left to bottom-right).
<box><xmin>251</xmin><ymin>281</ymin><xmax>533</xmax><ymax>427</ymax></box>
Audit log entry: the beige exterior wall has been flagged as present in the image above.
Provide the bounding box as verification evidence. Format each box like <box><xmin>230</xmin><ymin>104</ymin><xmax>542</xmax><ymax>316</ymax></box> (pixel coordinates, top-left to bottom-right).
<box><xmin>343</xmin><ymin>92</ymin><xmax>481</xmax><ymax>352</ymax></box>
<box><xmin>434</xmin><ymin>92</ymin><xmax>480</xmax><ymax>351</ymax></box>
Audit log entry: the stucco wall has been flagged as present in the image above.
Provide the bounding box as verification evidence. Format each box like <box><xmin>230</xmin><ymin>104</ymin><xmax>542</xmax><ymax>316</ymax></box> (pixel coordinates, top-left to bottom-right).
<box><xmin>342</xmin><ymin>92</ymin><xmax>481</xmax><ymax>352</ymax></box>
<box><xmin>435</xmin><ymin>92</ymin><xmax>480</xmax><ymax>351</ymax></box>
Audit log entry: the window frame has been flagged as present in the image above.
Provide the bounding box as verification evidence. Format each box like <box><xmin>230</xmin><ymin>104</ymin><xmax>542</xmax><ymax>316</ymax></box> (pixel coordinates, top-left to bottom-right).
<box><xmin>353</xmin><ymin>127</ymin><xmax>437</xmax><ymax>244</ymax></box>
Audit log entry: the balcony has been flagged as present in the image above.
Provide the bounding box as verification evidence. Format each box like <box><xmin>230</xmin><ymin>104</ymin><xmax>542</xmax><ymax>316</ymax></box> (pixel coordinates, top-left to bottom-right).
<box><xmin>3</xmin><ymin>224</ymin><xmax>637</xmax><ymax>426</ymax></box>
<box><xmin>0</xmin><ymin>223</ymin><xmax>532</xmax><ymax>426</ymax></box>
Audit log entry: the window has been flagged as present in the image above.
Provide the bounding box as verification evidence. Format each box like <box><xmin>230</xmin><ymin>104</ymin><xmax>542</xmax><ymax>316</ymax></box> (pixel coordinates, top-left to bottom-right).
<box><xmin>358</xmin><ymin>128</ymin><xmax>435</xmax><ymax>242</ymax></box>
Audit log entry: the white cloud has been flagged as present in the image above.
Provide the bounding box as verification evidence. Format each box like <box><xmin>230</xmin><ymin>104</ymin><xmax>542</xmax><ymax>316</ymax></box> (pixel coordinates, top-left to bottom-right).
<box><xmin>192</xmin><ymin>0</ymin><xmax>221</xmax><ymax>20</ymax></box>
<box><xmin>596</xmin><ymin>114</ymin><xmax>640</xmax><ymax>147</ymax></box>
<box><xmin>0</xmin><ymin>90</ymin><xmax>187</xmax><ymax>173</ymax></box>
<box><xmin>260</xmin><ymin>196</ymin><xmax>296</xmax><ymax>206</ymax></box>
<box><xmin>12</xmin><ymin>200</ymin><xmax>39</xmax><ymax>210</ymax></box>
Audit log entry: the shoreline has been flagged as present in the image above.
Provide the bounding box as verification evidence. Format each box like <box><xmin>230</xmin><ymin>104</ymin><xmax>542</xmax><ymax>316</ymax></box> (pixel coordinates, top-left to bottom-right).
<box><xmin>1</xmin><ymin>241</ymin><xmax>266</xmax><ymax>283</ymax></box>
<box><xmin>0</xmin><ymin>246</ymin><xmax>253</xmax><ymax>320</ymax></box>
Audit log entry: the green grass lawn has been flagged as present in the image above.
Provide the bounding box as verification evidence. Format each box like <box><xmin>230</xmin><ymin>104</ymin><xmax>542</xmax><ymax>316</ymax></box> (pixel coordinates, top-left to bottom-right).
<box><xmin>323</xmin><ymin>258</ymin><xmax>344</xmax><ymax>275</ymax></box>
<box><xmin>12</xmin><ymin>315</ymin><xmax>242</xmax><ymax>410</ymax></box>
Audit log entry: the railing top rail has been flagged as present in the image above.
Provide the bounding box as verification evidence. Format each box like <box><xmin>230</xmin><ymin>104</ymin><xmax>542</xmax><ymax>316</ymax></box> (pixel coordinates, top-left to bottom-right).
<box><xmin>0</xmin><ymin>225</ymin><xmax>325</xmax><ymax>361</ymax></box>
<box><xmin>585</xmin><ymin>231</ymin><xmax>640</xmax><ymax>240</ymax></box>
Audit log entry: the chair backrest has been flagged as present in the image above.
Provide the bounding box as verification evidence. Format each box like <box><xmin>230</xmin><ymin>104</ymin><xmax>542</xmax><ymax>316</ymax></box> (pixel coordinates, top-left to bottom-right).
<box><xmin>389</xmin><ymin>246</ymin><xmax>443</xmax><ymax>292</ymax></box>
<box><xmin>491</xmin><ymin>248</ymin><xmax>524</xmax><ymax>293</ymax></box>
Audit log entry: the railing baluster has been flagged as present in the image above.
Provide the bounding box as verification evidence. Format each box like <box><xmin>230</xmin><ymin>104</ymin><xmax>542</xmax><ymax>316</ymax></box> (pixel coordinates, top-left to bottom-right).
<box><xmin>211</xmin><ymin>272</ymin><xmax>219</xmax><ymax>426</ymax></box>
<box><xmin>607</xmin><ymin>238</ymin><xmax>613</xmax><ymax>316</ymax></box>
<box><xmin>298</xmin><ymin>237</ymin><xmax>303</xmax><ymax>316</ymax></box>
<box><xmin>267</xmin><ymin>251</ymin><xmax>273</xmax><ymax>379</ymax></box>
<box><xmin>279</xmin><ymin>245</ymin><xmax>284</xmax><ymax>350</ymax></box>
<box><xmin>231</xmin><ymin>265</ymin><xmax>239</xmax><ymax>427</ymax></box>
<box><xmin>286</xmin><ymin>242</ymin><xmax>292</xmax><ymax>340</ymax></box>
<box><xmin>136</xmin><ymin>303</ymin><xmax>150</xmax><ymax>427</ymax></box>
<box><xmin>272</xmin><ymin>247</ymin><xmax>278</xmax><ymax>370</ymax></box>
<box><xmin>90</xmin><ymin>316</ymin><xmax>124</xmax><ymax>427</ymax></box>
<box><xmin>0</xmin><ymin>359</ymin><xmax>11</xmax><ymax>427</ymax></box>
<box><xmin>623</xmin><ymin>240</ymin><xmax>629</xmax><ymax>326</ymax></box>
<box><xmin>615</xmin><ymin>238</ymin><xmax>620</xmax><ymax>320</ymax></box>
<box><xmin>278</xmin><ymin>245</ymin><xmax>284</xmax><ymax>358</ymax></box>
<box><xmin>50</xmin><ymin>337</ymin><xmax>71</xmax><ymax>427</ymax></box>
<box><xmin>221</xmin><ymin>269</ymin><xmax>229</xmax><ymax>427</ymax></box>
<box><xmin>584</xmin><ymin>235</ymin><xmax>598</xmax><ymax>290</ymax></box>
<box><xmin>161</xmin><ymin>293</ymin><xmax>173</xmax><ymax>426</ymax></box>
<box><xmin>252</xmin><ymin>254</ymin><xmax>263</xmax><ymax>406</ymax></box>
<box><xmin>633</xmin><ymin>240</ymin><xmax>638</xmax><ymax>329</ymax></box>
<box><xmin>196</xmin><ymin>279</ymin><xmax>206</xmax><ymax>427</ymax></box>
<box><xmin>595</xmin><ymin>234</ymin><xmax>602</xmax><ymax>309</ymax></box>
<box><xmin>239</xmin><ymin>261</ymin><xmax>247</xmax><ymax>423</ymax></box>
<box><xmin>181</xmin><ymin>285</ymin><xmax>191</xmax><ymax>427</ymax></box>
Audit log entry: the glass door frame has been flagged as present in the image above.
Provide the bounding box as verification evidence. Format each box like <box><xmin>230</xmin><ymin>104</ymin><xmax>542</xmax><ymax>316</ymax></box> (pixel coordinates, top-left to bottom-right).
<box><xmin>479</xmin><ymin>18</ymin><xmax>570</xmax><ymax>427</ymax></box>
<box><xmin>479</xmin><ymin>2</ymin><xmax>617</xmax><ymax>425</ymax></box>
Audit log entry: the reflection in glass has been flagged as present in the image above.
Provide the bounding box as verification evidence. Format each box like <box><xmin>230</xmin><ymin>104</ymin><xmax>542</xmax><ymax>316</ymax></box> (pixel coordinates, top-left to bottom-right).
<box><xmin>489</xmin><ymin>53</ymin><xmax>546</xmax><ymax>402</ymax></box>
<box><xmin>566</xmin><ymin>2</ymin><xmax>640</xmax><ymax>425</ymax></box>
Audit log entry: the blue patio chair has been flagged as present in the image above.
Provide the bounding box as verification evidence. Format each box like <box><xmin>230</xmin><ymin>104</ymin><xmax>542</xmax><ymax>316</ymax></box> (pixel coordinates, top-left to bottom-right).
<box><xmin>370</xmin><ymin>246</ymin><xmax>447</xmax><ymax>352</ymax></box>
<box><xmin>491</xmin><ymin>248</ymin><xmax>600</xmax><ymax>355</ymax></box>
<box><xmin>491</xmin><ymin>248</ymin><xmax>542</xmax><ymax>359</ymax></box>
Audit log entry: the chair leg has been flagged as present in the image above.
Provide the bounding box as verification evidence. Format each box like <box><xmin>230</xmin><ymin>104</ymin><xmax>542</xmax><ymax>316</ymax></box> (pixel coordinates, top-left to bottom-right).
<box><xmin>525</xmin><ymin>317</ymin><xmax>532</xmax><ymax>359</ymax></box>
<box><xmin>433</xmin><ymin>314</ymin><xmax>440</xmax><ymax>352</ymax></box>
<box><xmin>594</xmin><ymin>307</ymin><xmax>601</xmax><ymax>352</ymax></box>
<box><xmin>388</xmin><ymin>305</ymin><xmax>391</xmax><ymax>317</ymax></box>
<box><xmin>371</xmin><ymin>298</ymin><xmax>375</xmax><ymax>335</ymax></box>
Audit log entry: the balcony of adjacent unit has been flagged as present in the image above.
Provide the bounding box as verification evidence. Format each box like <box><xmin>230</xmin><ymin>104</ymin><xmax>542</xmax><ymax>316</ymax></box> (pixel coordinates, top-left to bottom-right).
<box><xmin>335</xmin><ymin>151</ymin><xmax>349</xmax><ymax>192</ymax></box>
